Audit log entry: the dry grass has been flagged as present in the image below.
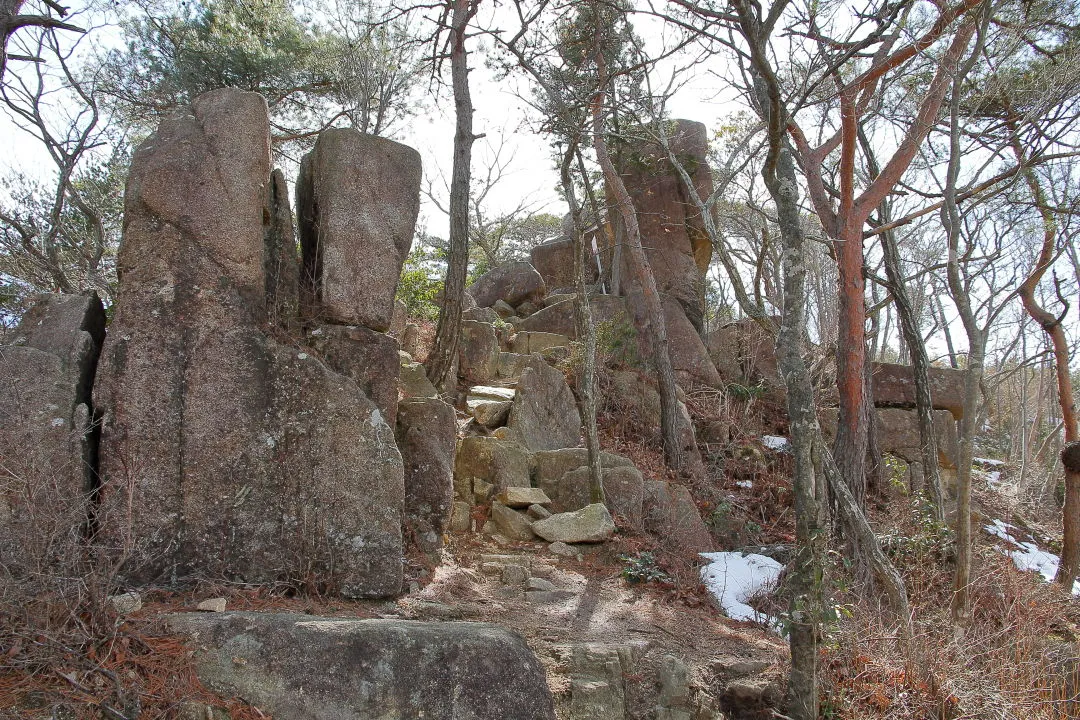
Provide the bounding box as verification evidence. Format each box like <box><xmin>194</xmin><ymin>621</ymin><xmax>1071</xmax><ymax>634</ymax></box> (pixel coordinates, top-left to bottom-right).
<box><xmin>821</xmin><ymin>502</ymin><xmax>1080</xmax><ymax>720</ymax></box>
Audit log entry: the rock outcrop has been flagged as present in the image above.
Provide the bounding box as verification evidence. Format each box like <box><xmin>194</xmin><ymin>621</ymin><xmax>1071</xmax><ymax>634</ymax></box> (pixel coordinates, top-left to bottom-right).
<box><xmin>872</xmin><ymin>361</ymin><xmax>966</xmax><ymax>420</ymax></box>
<box><xmin>167</xmin><ymin>612</ymin><xmax>557</xmax><ymax>720</ymax></box>
<box><xmin>0</xmin><ymin>293</ymin><xmax>106</xmax><ymax>579</ymax></box>
<box><xmin>508</xmin><ymin>356</ymin><xmax>582</xmax><ymax>451</ymax></box>
<box><xmin>604</xmin><ymin>120</ymin><xmax>714</xmax><ymax>331</ymax></box>
<box><xmin>95</xmin><ymin>89</ymin><xmax>412</xmax><ymax>597</ymax></box>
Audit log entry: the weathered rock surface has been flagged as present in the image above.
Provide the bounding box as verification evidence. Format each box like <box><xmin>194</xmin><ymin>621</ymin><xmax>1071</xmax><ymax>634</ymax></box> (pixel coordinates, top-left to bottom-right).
<box><xmin>309</xmin><ymin>323</ymin><xmax>399</xmax><ymax>426</ymax></box>
<box><xmin>0</xmin><ymin>293</ymin><xmax>105</xmax><ymax>580</ymax></box>
<box><xmin>95</xmin><ymin>90</ymin><xmax>404</xmax><ymax>596</ymax></box>
<box><xmin>473</xmin><ymin>400</ymin><xmax>512</xmax><ymax>428</ymax></box>
<box><xmin>516</xmin><ymin>295</ymin><xmax>629</xmax><ymax>337</ymax></box>
<box><xmin>531</xmin><ymin>503</ymin><xmax>615</xmax><ymax>543</ymax></box>
<box><xmin>605</xmin><ymin>120</ymin><xmax>714</xmax><ymax>330</ymax></box>
<box><xmin>468</xmin><ymin>261</ymin><xmax>547</xmax><ymax>309</ymax></box>
<box><xmin>569</xmin><ymin>644</ymin><xmax>635</xmax><ymax>720</ymax></box>
<box><xmin>557</xmin><ymin>465</ymin><xmax>644</xmax><ymax>529</ymax></box>
<box><xmin>660</xmin><ymin>295</ymin><xmax>723</xmax><ymax>388</ymax></box>
<box><xmin>532</xmin><ymin>448</ymin><xmax>636</xmax><ymax>492</ymax></box>
<box><xmin>508</xmin><ymin>356</ymin><xmax>582</xmax><ymax>452</ymax></box>
<box><xmin>490</xmin><ymin>502</ymin><xmax>537</xmax><ymax>541</ymax></box>
<box><xmin>296</xmin><ymin>128</ymin><xmax>421</xmax><ymax>330</ymax></box>
<box><xmin>643</xmin><ymin>480</ymin><xmax>714</xmax><ymax>554</ymax></box>
<box><xmin>397</xmin><ymin>397</ymin><xmax>457</xmax><ymax>552</ymax></box>
<box><xmin>498</xmin><ymin>486</ymin><xmax>551</xmax><ymax>508</ymax></box>
<box><xmin>459</xmin><ymin>320</ymin><xmax>500</xmax><ymax>384</ymax></box>
<box><xmin>454</xmin><ymin>436</ymin><xmax>532</xmax><ymax>498</ymax></box>
<box><xmin>705</xmin><ymin>317</ymin><xmax>779</xmax><ymax>385</ymax></box>
<box><xmin>400</xmin><ymin>353</ymin><xmax>439</xmax><ymax>398</ymax></box>
<box><xmin>871</xmin><ymin>361</ymin><xmax>966</xmax><ymax>420</ymax></box>
<box><xmin>510</xmin><ymin>331</ymin><xmax>570</xmax><ymax>356</ymax></box>
<box><xmin>530</xmin><ymin>236</ymin><xmax>598</xmax><ymax>292</ymax></box>
<box><xmin>820</xmin><ymin>407</ymin><xmax>960</xmax><ymax>469</ymax></box>
<box><xmin>264</xmin><ymin>168</ymin><xmax>299</xmax><ymax>326</ymax></box>
<box><xmin>167</xmin><ymin>612</ymin><xmax>556</xmax><ymax>720</ymax></box>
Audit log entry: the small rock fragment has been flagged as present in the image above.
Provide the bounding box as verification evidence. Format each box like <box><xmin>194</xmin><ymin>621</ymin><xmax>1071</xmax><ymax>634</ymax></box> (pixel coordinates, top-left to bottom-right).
<box><xmin>526</xmin><ymin>577</ymin><xmax>556</xmax><ymax>592</ymax></box>
<box><xmin>549</xmin><ymin>541</ymin><xmax>577</xmax><ymax>557</ymax></box>
<box><xmin>108</xmin><ymin>591</ymin><xmax>142</xmax><ymax>615</ymax></box>
<box><xmin>197</xmin><ymin>598</ymin><xmax>227</xmax><ymax>613</ymax></box>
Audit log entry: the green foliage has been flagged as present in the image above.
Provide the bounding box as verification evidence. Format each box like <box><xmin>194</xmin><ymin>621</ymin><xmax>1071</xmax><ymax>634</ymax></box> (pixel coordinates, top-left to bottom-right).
<box><xmin>595</xmin><ymin>318</ymin><xmax>643</xmax><ymax>368</ymax></box>
<box><xmin>725</xmin><ymin>380</ymin><xmax>767</xmax><ymax>402</ymax></box>
<box><xmin>880</xmin><ymin>492</ymin><xmax>955</xmax><ymax>565</ymax></box>
<box><xmin>396</xmin><ymin>246</ymin><xmax>443</xmax><ymax>321</ymax></box>
<box><xmin>619</xmin><ymin>552</ymin><xmax>671</xmax><ymax>585</ymax></box>
<box><xmin>100</xmin><ymin>0</ymin><xmax>420</xmax><ymax>141</ymax></box>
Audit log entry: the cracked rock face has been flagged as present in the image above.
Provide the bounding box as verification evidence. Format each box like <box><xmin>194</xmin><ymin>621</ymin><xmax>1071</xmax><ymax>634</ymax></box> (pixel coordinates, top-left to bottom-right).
<box><xmin>95</xmin><ymin>89</ymin><xmax>404</xmax><ymax>596</ymax></box>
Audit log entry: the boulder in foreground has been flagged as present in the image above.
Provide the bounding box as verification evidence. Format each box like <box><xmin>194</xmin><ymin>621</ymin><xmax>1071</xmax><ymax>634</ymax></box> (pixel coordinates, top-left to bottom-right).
<box><xmin>167</xmin><ymin>612</ymin><xmax>557</xmax><ymax>720</ymax></box>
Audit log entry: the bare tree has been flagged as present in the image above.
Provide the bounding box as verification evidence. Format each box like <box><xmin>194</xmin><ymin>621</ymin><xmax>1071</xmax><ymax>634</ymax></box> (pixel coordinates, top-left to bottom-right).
<box><xmin>1</xmin><ymin>0</ymin><xmax>83</xmax><ymax>82</ymax></box>
<box><xmin>424</xmin><ymin>0</ymin><xmax>480</xmax><ymax>392</ymax></box>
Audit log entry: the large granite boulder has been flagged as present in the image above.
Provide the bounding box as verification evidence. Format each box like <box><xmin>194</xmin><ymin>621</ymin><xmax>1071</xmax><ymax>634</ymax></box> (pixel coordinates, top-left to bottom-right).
<box><xmin>516</xmin><ymin>295</ymin><xmax>629</xmax><ymax>337</ymax></box>
<box><xmin>508</xmin><ymin>356</ymin><xmax>582</xmax><ymax>452</ymax></box>
<box><xmin>459</xmin><ymin>320</ymin><xmax>500</xmax><ymax>384</ymax></box>
<box><xmin>167</xmin><ymin>612</ymin><xmax>556</xmax><ymax>720</ymax></box>
<box><xmin>397</xmin><ymin>397</ymin><xmax>457</xmax><ymax>552</ymax></box>
<box><xmin>0</xmin><ymin>293</ymin><xmax>105</xmax><ymax>581</ymax></box>
<box><xmin>296</xmin><ymin>128</ymin><xmax>421</xmax><ymax>330</ymax></box>
<box><xmin>467</xmin><ymin>261</ymin><xmax>546</xmax><ymax>309</ymax></box>
<box><xmin>556</xmin><ymin>465</ymin><xmax>644</xmax><ymax>528</ymax></box>
<box><xmin>531</xmin><ymin>503</ymin><xmax>615</xmax><ymax>543</ymax></box>
<box><xmin>660</xmin><ymin>295</ymin><xmax>722</xmax><ymax>388</ymax></box>
<box><xmin>705</xmin><ymin>317</ymin><xmax>779</xmax><ymax>385</ymax></box>
<box><xmin>454</xmin><ymin>436</ymin><xmax>532</xmax><ymax>499</ymax></box>
<box><xmin>95</xmin><ymin>89</ymin><xmax>405</xmax><ymax>597</ymax></box>
<box><xmin>871</xmin><ymin>362</ymin><xmax>966</xmax><ymax>420</ymax></box>
<box><xmin>820</xmin><ymin>407</ymin><xmax>960</xmax><ymax>470</ymax></box>
<box><xmin>532</xmin><ymin>447</ymin><xmax>635</xmax><ymax>490</ymax></box>
<box><xmin>530</xmin><ymin>236</ymin><xmax>598</xmax><ymax>292</ymax></box>
<box><xmin>643</xmin><ymin>480</ymin><xmax>713</xmax><ymax>554</ymax></box>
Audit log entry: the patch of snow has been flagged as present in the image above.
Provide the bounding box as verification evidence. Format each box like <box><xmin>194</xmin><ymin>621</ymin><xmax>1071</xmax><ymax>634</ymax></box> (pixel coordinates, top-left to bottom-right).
<box><xmin>983</xmin><ymin>519</ymin><xmax>1080</xmax><ymax>596</ymax></box>
<box><xmin>700</xmin><ymin>552</ymin><xmax>784</xmax><ymax>625</ymax></box>
<box><xmin>973</xmin><ymin>457</ymin><xmax>1005</xmax><ymax>468</ymax></box>
<box><xmin>984</xmin><ymin>470</ymin><xmax>1002</xmax><ymax>489</ymax></box>
<box><xmin>762</xmin><ymin>435</ymin><xmax>790</xmax><ymax>452</ymax></box>
<box><xmin>736</xmin><ymin>480</ymin><xmax>754</xmax><ymax>489</ymax></box>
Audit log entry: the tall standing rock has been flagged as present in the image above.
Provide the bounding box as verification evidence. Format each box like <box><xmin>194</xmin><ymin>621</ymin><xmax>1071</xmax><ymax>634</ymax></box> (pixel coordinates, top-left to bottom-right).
<box><xmin>296</xmin><ymin>128</ymin><xmax>421</xmax><ymax>330</ymax></box>
<box><xmin>605</xmin><ymin>120</ymin><xmax>714</xmax><ymax>331</ymax></box>
<box><xmin>95</xmin><ymin>89</ymin><xmax>405</xmax><ymax>597</ymax></box>
<box><xmin>0</xmin><ymin>293</ymin><xmax>105</xmax><ymax>581</ymax></box>
<box><xmin>508</xmin><ymin>356</ymin><xmax>582</xmax><ymax>452</ymax></box>
<box><xmin>396</xmin><ymin>397</ymin><xmax>457</xmax><ymax>552</ymax></box>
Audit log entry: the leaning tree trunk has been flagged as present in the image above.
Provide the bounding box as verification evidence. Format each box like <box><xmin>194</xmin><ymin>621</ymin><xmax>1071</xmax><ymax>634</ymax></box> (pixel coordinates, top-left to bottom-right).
<box><xmin>1009</xmin><ymin>123</ymin><xmax>1080</xmax><ymax>588</ymax></box>
<box><xmin>426</xmin><ymin>0</ymin><xmax>478</xmax><ymax>392</ymax></box>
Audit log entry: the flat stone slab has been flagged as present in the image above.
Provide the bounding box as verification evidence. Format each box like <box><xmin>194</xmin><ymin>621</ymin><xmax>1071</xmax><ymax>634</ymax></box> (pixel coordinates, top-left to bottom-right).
<box><xmin>499</xmin><ymin>487</ymin><xmax>552</xmax><ymax>508</ymax></box>
<box><xmin>167</xmin><ymin>612</ymin><xmax>556</xmax><ymax>720</ymax></box>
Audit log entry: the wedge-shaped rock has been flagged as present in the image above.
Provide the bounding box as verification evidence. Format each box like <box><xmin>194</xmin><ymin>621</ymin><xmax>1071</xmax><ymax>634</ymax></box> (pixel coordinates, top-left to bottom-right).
<box><xmin>296</xmin><ymin>129</ymin><xmax>421</xmax><ymax>330</ymax></box>
<box><xmin>508</xmin><ymin>356</ymin><xmax>581</xmax><ymax>452</ymax></box>
<box><xmin>531</xmin><ymin>503</ymin><xmax>615</xmax><ymax>543</ymax></box>
<box><xmin>167</xmin><ymin>613</ymin><xmax>556</xmax><ymax>720</ymax></box>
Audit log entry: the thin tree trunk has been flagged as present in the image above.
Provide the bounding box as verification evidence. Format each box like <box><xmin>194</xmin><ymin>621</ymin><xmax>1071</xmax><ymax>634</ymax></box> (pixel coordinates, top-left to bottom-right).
<box><xmin>426</xmin><ymin>0</ymin><xmax>478</xmax><ymax>392</ymax></box>
<box><xmin>860</xmin><ymin>126</ymin><xmax>947</xmax><ymax>521</ymax></box>
<box><xmin>563</xmin><ymin>145</ymin><xmax>605</xmax><ymax>505</ymax></box>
